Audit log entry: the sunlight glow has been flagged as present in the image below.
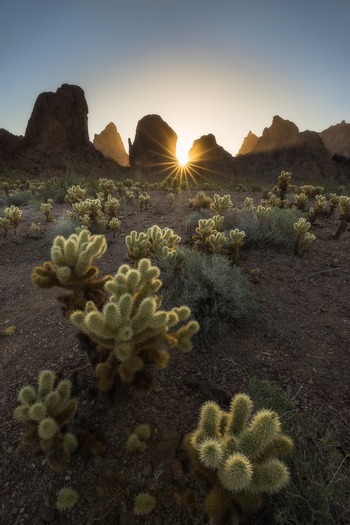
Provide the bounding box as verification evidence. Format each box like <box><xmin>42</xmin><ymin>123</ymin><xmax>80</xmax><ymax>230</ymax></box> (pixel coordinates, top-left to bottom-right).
<box><xmin>176</xmin><ymin>138</ymin><xmax>190</xmax><ymax>167</ymax></box>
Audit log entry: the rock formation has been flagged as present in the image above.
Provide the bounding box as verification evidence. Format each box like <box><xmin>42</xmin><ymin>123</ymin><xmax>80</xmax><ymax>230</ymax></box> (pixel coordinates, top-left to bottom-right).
<box><xmin>93</xmin><ymin>122</ymin><xmax>129</xmax><ymax>166</ymax></box>
<box><xmin>237</xmin><ymin>131</ymin><xmax>258</xmax><ymax>155</ymax></box>
<box><xmin>188</xmin><ymin>134</ymin><xmax>233</xmax><ymax>164</ymax></box>
<box><xmin>251</xmin><ymin>115</ymin><xmax>300</xmax><ymax>153</ymax></box>
<box><xmin>23</xmin><ymin>84</ymin><xmax>90</xmax><ymax>151</ymax></box>
<box><xmin>129</xmin><ymin>115</ymin><xmax>177</xmax><ymax>167</ymax></box>
<box><xmin>320</xmin><ymin>121</ymin><xmax>350</xmax><ymax>158</ymax></box>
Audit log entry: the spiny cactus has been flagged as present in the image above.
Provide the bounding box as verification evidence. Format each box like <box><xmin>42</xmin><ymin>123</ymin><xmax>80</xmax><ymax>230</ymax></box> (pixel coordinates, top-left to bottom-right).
<box><xmin>69</xmin><ymin>258</ymin><xmax>199</xmax><ymax>393</ymax></box>
<box><xmin>212</xmin><ymin>214</ymin><xmax>225</xmax><ymax>231</ymax></box>
<box><xmin>208</xmin><ymin>232</ymin><xmax>227</xmax><ymax>255</ymax></box>
<box><xmin>277</xmin><ymin>170</ymin><xmax>292</xmax><ymax>200</ymax></box>
<box><xmin>256</xmin><ymin>205</ymin><xmax>272</xmax><ymax>220</ymax></box>
<box><xmin>167</xmin><ymin>191</ymin><xmax>176</xmax><ymax>208</ymax></box>
<box><xmin>333</xmin><ymin>196</ymin><xmax>350</xmax><ymax>239</ymax></box>
<box><xmin>299</xmin><ymin>184</ymin><xmax>324</xmax><ymax>197</ymax></box>
<box><xmin>65</xmin><ymin>184</ymin><xmax>86</xmax><ymax>205</ymax></box>
<box><xmin>56</xmin><ymin>487</ymin><xmax>79</xmax><ymax>511</ymax></box>
<box><xmin>108</xmin><ymin>217</ymin><xmax>121</xmax><ymax>238</ymax></box>
<box><xmin>0</xmin><ymin>217</ymin><xmax>11</xmax><ymax>238</ymax></box>
<box><xmin>189</xmin><ymin>191</ymin><xmax>212</xmax><ymax>210</ymax></box>
<box><xmin>40</xmin><ymin>199</ymin><xmax>54</xmax><ymax>222</ymax></box>
<box><xmin>13</xmin><ymin>370</ymin><xmax>78</xmax><ymax>472</ymax></box>
<box><xmin>4</xmin><ymin>205</ymin><xmax>22</xmax><ymax>233</ymax></box>
<box><xmin>98</xmin><ymin>177</ymin><xmax>116</xmax><ymax>198</ymax></box>
<box><xmin>31</xmin><ymin>230</ymin><xmax>111</xmax><ymax>314</ymax></box>
<box><xmin>133</xmin><ymin>493</ymin><xmax>156</xmax><ymax>516</ymax></box>
<box><xmin>185</xmin><ymin>393</ymin><xmax>293</xmax><ymax>525</ymax></box>
<box><xmin>243</xmin><ymin>197</ymin><xmax>254</xmax><ymax>209</ymax></box>
<box><xmin>293</xmin><ymin>218</ymin><xmax>315</xmax><ymax>256</ymax></box>
<box><xmin>293</xmin><ymin>193</ymin><xmax>308</xmax><ymax>211</ymax></box>
<box><xmin>227</xmin><ymin>229</ymin><xmax>246</xmax><ymax>265</ymax></box>
<box><xmin>104</xmin><ymin>194</ymin><xmax>120</xmax><ymax>219</ymax></box>
<box><xmin>126</xmin><ymin>226</ymin><xmax>181</xmax><ymax>263</ymax></box>
<box><xmin>210</xmin><ymin>194</ymin><xmax>233</xmax><ymax>214</ymax></box>
<box><xmin>126</xmin><ymin>423</ymin><xmax>151</xmax><ymax>453</ymax></box>
<box><xmin>139</xmin><ymin>193</ymin><xmax>150</xmax><ymax>211</ymax></box>
<box><xmin>126</xmin><ymin>231</ymin><xmax>150</xmax><ymax>262</ymax></box>
<box><xmin>314</xmin><ymin>194</ymin><xmax>327</xmax><ymax>217</ymax></box>
<box><xmin>328</xmin><ymin>193</ymin><xmax>340</xmax><ymax>215</ymax></box>
<box><xmin>192</xmin><ymin>218</ymin><xmax>216</xmax><ymax>251</ymax></box>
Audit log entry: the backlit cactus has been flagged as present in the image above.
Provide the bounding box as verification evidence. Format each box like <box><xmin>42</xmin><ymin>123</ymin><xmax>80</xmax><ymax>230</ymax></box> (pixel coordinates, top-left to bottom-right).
<box><xmin>126</xmin><ymin>226</ymin><xmax>181</xmax><ymax>263</ymax></box>
<box><xmin>293</xmin><ymin>218</ymin><xmax>315</xmax><ymax>256</ymax></box>
<box><xmin>208</xmin><ymin>232</ymin><xmax>227</xmax><ymax>255</ymax></box>
<box><xmin>13</xmin><ymin>370</ymin><xmax>78</xmax><ymax>472</ymax></box>
<box><xmin>333</xmin><ymin>196</ymin><xmax>350</xmax><ymax>239</ymax></box>
<box><xmin>126</xmin><ymin>231</ymin><xmax>150</xmax><ymax>262</ymax></box>
<box><xmin>210</xmin><ymin>194</ymin><xmax>233</xmax><ymax>214</ymax></box>
<box><xmin>293</xmin><ymin>193</ymin><xmax>308</xmax><ymax>211</ymax></box>
<box><xmin>31</xmin><ymin>230</ymin><xmax>111</xmax><ymax>314</ymax></box>
<box><xmin>0</xmin><ymin>217</ymin><xmax>11</xmax><ymax>238</ymax></box>
<box><xmin>69</xmin><ymin>258</ymin><xmax>199</xmax><ymax>392</ymax></box>
<box><xmin>228</xmin><ymin>229</ymin><xmax>246</xmax><ymax>265</ymax></box>
<box><xmin>185</xmin><ymin>393</ymin><xmax>293</xmax><ymax>525</ymax></box>
<box><xmin>104</xmin><ymin>194</ymin><xmax>120</xmax><ymax>219</ymax></box>
<box><xmin>277</xmin><ymin>170</ymin><xmax>292</xmax><ymax>200</ymax></box>
<box><xmin>139</xmin><ymin>193</ymin><xmax>150</xmax><ymax>211</ymax></box>
<box><xmin>40</xmin><ymin>199</ymin><xmax>54</xmax><ymax>222</ymax></box>
<box><xmin>65</xmin><ymin>184</ymin><xmax>86</xmax><ymax>205</ymax></box>
<box><xmin>4</xmin><ymin>205</ymin><xmax>22</xmax><ymax>233</ymax></box>
<box><xmin>189</xmin><ymin>191</ymin><xmax>212</xmax><ymax>209</ymax></box>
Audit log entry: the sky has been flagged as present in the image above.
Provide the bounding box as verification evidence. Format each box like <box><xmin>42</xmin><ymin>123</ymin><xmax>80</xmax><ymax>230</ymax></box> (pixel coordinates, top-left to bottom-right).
<box><xmin>1</xmin><ymin>0</ymin><xmax>350</xmax><ymax>164</ymax></box>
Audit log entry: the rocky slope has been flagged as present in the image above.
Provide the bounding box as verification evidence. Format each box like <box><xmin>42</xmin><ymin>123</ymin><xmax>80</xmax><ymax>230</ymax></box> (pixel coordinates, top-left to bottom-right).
<box><xmin>93</xmin><ymin>122</ymin><xmax>129</xmax><ymax>167</ymax></box>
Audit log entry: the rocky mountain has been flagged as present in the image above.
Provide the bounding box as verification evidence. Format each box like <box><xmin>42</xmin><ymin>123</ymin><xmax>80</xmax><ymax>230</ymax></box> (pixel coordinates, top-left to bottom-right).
<box><xmin>129</xmin><ymin>115</ymin><xmax>178</xmax><ymax>168</ymax></box>
<box><xmin>320</xmin><ymin>121</ymin><xmax>350</xmax><ymax>159</ymax></box>
<box><xmin>93</xmin><ymin>122</ymin><xmax>129</xmax><ymax>167</ymax></box>
<box><xmin>237</xmin><ymin>131</ymin><xmax>258</xmax><ymax>155</ymax></box>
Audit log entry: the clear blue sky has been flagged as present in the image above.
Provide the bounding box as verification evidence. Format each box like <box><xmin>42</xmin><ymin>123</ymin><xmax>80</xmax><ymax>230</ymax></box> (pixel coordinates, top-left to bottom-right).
<box><xmin>1</xmin><ymin>0</ymin><xmax>349</xmax><ymax>163</ymax></box>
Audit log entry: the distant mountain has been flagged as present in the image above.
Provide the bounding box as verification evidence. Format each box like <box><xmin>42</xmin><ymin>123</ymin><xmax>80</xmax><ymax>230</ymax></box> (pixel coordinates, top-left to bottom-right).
<box><xmin>237</xmin><ymin>131</ymin><xmax>258</xmax><ymax>155</ymax></box>
<box><xmin>93</xmin><ymin>122</ymin><xmax>129</xmax><ymax>167</ymax></box>
<box><xmin>320</xmin><ymin>121</ymin><xmax>350</xmax><ymax>159</ymax></box>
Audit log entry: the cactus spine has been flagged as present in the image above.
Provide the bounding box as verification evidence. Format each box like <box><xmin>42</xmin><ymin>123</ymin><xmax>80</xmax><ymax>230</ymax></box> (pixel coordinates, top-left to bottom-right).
<box><xmin>13</xmin><ymin>370</ymin><xmax>78</xmax><ymax>472</ymax></box>
<box><xmin>186</xmin><ymin>393</ymin><xmax>293</xmax><ymax>524</ymax></box>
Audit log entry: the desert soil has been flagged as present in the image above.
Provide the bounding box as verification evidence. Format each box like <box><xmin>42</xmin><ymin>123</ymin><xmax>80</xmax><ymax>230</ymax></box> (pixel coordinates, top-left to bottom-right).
<box><xmin>1</xmin><ymin>189</ymin><xmax>349</xmax><ymax>525</ymax></box>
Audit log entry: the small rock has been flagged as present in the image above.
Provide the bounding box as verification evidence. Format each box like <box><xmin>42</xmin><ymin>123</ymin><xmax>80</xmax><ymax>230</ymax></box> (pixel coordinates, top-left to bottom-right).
<box><xmin>39</xmin><ymin>505</ymin><xmax>55</xmax><ymax>523</ymax></box>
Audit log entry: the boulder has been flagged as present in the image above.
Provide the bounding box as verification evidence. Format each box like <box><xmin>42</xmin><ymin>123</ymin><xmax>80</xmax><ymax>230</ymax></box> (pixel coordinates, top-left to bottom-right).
<box><xmin>23</xmin><ymin>83</ymin><xmax>89</xmax><ymax>151</ymax></box>
<box><xmin>320</xmin><ymin>121</ymin><xmax>350</xmax><ymax>159</ymax></box>
<box><xmin>93</xmin><ymin>122</ymin><xmax>129</xmax><ymax>166</ymax></box>
<box><xmin>129</xmin><ymin>115</ymin><xmax>177</xmax><ymax>166</ymax></box>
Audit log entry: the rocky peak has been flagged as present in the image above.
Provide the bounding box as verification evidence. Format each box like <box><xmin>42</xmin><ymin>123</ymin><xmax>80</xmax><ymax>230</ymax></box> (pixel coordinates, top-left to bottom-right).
<box><xmin>320</xmin><ymin>121</ymin><xmax>350</xmax><ymax>158</ymax></box>
<box><xmin>252</xmin><ymin>115</ymin><xmax>299</xmax><ymax>153</ymax></box>
<box><xmin>188</xmin><ymin>134</ymin><xmax>233</xmax><ymax>163</ymax></box>
<box><xmin>237</xmin><ymin>130</ymin><xmax>258</xmax><ymax>155</ymax></box>
<box><xmin>129</xmin><ymin>114</ymin><xmax>177</xmax><ymax>166</ymax></box>
<box><xmin>23</xmin><ymin>84</ymin><xmax>89</xmax><ymax>151</ymax></box>
<box><xmin>93</xmin><ymin>122</ymin><xmax>129</xmax><ymax>166</ymax></box>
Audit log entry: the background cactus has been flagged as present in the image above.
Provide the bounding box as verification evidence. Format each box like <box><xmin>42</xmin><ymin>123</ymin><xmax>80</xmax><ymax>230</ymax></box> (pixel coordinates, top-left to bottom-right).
<box><xmin>189</xmin><ymin>191</ymin><xmax>212</xmax><ymax>209</ymax></box>
<box><xmin>3</xmin><ymin>205</ymin><xmax>22</xmax><ymax>233</ymax></box>
<box><xmin>293</xmin><ymin>218</ymin><xmax>315</xmax><ymax>256</ymax></box>
<box><xmin>210</xmin><ymin>194</ymin><xmax>233</xmax><ymax>213</ymax></box>
<box><xmin>185</xmin><ymin>393</ymin><xmax>293</xmax><ymax>524</ymax></box>
<box><xmin>333</xmin><ymin>196</ymin><xmax>350</xmax><ymax>239</ymax></box>
<box><xmin>56</xmin><ymin>487</ymin><xmax>79</xmax><ymax>511</ymax></box>
<box><xmin>13</xmin><ymin>370</ymin><xmax>78</xmax><ymax>472</ymax></box>
<box><xmin>69</xmin><ymin>258</ymin><xmax>199</xmax><ymax>394</ymax></box>
<box><xmin>31</xmin><ymin>230</ymin><xmax>111</xmax><ymax>314</ymax></box>
<box><xmin>277</xmin><ymin>170</ymin><xmax>292</xmax><ymax>200</ymax></box>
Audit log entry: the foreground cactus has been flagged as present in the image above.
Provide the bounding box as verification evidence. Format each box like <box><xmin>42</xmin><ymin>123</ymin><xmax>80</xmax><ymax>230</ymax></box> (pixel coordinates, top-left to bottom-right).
<box><xmin>31</xmin><ymin>230</ymin><xmax>111</xmax><ymax>314</ymax></box>
<box><xmin>4</xmin><ymin>205</ymin><xmax>22</xmax><ymax>233</ymax></box>
<box><xmin>126</xmin><ymin>226</ymin><xmax>181</xmax><ymax>263</ymax></box>
<box><xmin>70</xmin><ymin>258</ymin><xmax>199</xmax><ymax>393</ymax></box>
<box><xmin>333</xmin><ymin>196</ymin><xmax>350</xmax><ymax>239</ymax></box>
<box><xmin>185</xmin><ymin>393</ymin><xmax>293</xmax><ymax>525</ymax></box>
<box><xmin>293</xmin><ymin>218</ymin><xmax>315</xmax><ymax>256</ymax></box>
<box><xmin>14</xmin><ymin>370</ymin><xmax>78</xmax><ymax>472</ymax></box>
<box><xmin>210</xmin><ymin>194</ymin><xmax>233</xmax><ymax>214</ymax></box>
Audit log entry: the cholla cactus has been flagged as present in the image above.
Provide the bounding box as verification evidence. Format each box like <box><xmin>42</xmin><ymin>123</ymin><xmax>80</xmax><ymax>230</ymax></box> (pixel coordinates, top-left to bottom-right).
<box><xmin>328</xmin><ymin>193</ymin><xmax>340</xmax><ymax>215</ymax></box>
<box><xmin>69</xmin><ymin>258</ymin><xmax>199</xmax><ymax>392</ymax></box>
<box><xmin>0</xmin><ymin>325</ymin><xmax>16</xmax><ymax>336</ymax></box>
<box><xmin>139</xmin><ymin>193</ymin><xmax>150</xmax><ymax>211</ymax></box>
<box><xmin>126</xmin><ymin>231</ymin><xmax>150</xmax><ymax>262</ymax></box>
<box><xmin>208</xmin><ymin>232</ymin><xmax>227</xmax><ymax>255</ymax></box>
<box><xmin>40</xmin><ymin>199</ymin><xmax>54</xmax><ymax>222</ymax></box>
<box><xmin>189</xmin><ymin>191</ymin><xmax>212</xmax><ymax>210</ymax></box>
<box><xmin>267</xmin><ymin>192</ymin><xmax>282</xmax><ymax>208</ymax></box>
<box><xmin>31</xmin><ymin>222</ymin><xmax>45</xmax><ymax>235</ymax></box>
<box><xmin>167</xmin><ymin>192</ymin><xmax>176</xmax><ymax>209</ymax></box>
<box><xmin>65</xmin><ymin>185</ymin><xmax>86</xmax><ymax>205</ymax></box>
<box><xmin>56</xmin><ymin>487</ymin><xmax>79</xmax><ymax>512</ymax></box>
<box><xmin>31</xmin><ymin>230</ymin><xmax>111</xmax><ymax>314</ymax></box>
<box><xmin>227</xmin><ymin>229</ymin><xmax>246</xmax><ymax>265</ymax></box>
<box><xmin>193</xmin><ymin>218</ymin><xmax>216</xmax><ymax>251</ymax></box>
<box><xmin>293</xmin><ymin>218</ymin><xmax>315</xmax><ymax>255</ymax></box>
<box><xmin>104</xmin><ymin>194</ymin><xmax>120</xmax><ymax>219</ymax></box>
<box><xmin>133</xmin><ymin>493</ymin><xmax>156</xmax><ymax>516</ymax></box>
<box><xmin>13</xmin><ymin>370</ymin><xmax>78</xmax><ymax>472</ymax></box>
<box><xmin>210</xmin><ymin>194</ymin><xmax>233</xmax><ymax>214</ymax></box>
<box><xmin>98</xmin><ymin>178</ymin><xmax>116</xmax><ymax>199</ymax></box>
<box><xmin>333</xmin><ymin>196</ymin><xmax>350</xmax><ymax>239</ymax></box>
<box><xmin>299</xmin><ymin>185</ymin><xmax>324</xmax><ymax>197</ymax></box>
<box><xmin>256</xmin><ymin>205</ymin><xmax>272</xmax><ymax>220</ymax></box>
<box><xmin>211</xmin><ymin>214</ymin><xmax>225</xmax><ymax>232</ymax></box>
<box><xmin>0</xmin><ymin>217</ymin><xmax>11</xmax><ymax>238</ymax></box>
<box><xmin>126</xmin><ymin>423</ymin><xmax>151</xmax><ymax>453</ymax></box>
<box><xmin>243</xmin><ymin>197</ymin><xmax>254</xmax><ymax>209</ymax></box>
<box><xmin>185</xmin><ymin>393</ymin><xmax>293</xmax><ymax>525</ymax></box>
<box><xmin>293</xmin><ymin>193</ymin><xmax>308</xmax><ymax>211</ymax></box>
<box><xmin>147</xmin><ymin>225</ymin><xmax>181</xmax><ymax>258</ymax></box>
<box><xmin>277</xmin><ymin>170</ymin><xmax>292</xmax><ymax>200</ymax></box>
<box><xmin>314</xmin><ymin>194</ymin><xmax>327</xmax><ymax>217</ymax></box>
<box><xmin>108</xmin><ymin>217</ymin><xmax>121</xmax><ymax>238</ymax></box>
<box><xmin>4</xmin><ymin>205</ymin><xmax>22</xmax><ymax>233</ymax></box>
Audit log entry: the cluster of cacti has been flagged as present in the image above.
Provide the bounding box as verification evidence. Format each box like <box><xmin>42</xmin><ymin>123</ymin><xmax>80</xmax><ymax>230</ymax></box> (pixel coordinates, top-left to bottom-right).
<box><xmin>97</xmin><ymin>178</ymin><xmax>116</xmax><ymax>199</ymax></box>
<box><xmin>261</xmin><ymin>192</ymin><xmax>283</xmax><ymax>208</ymax></box>
<box><xmin>299</xmin><ymin>184</ymin><xmax>324</xmax><ymax>197</ymax></box>
<box><xmin>13</xmin><ymin>370</ymin><xmax>78</xmax><ymax>472</ymax></box>
<box><xmin>314</xmin><ymin>194</ymin><xmax>327</xmax><ymax>217</ymax></box>
<box><xmin>293</xmin><ymin>218</ymin><xmax>316</xmax><ymax>256</ymax></box>
<box><xmin>277</xmin><ymin>170</ymin><xmax>292</xmax><ymax>200</ymax></box>
<box><xmin>40</xmin><ymin>199</ymin><xmax>54</xmax><ymax>222</ymax></box>
<box><xmin>126</xmin><ymin>424</ymin><xmax>151</xmax><ymax>452</ymax></box>
<box><xmin>255</xmin><ymin>205</ymin><xmax>272</xmax><ymax>220</ymax></box>
<box><xmin>69</xmin><ymin>197</ymin><xmax>107</xmax><ymax>231</ymax></box>
<box><xmin>31</xmin><ymin>230</ymin><xmax>111</xmax><ymax>314</ymax></box>
<box><xmin>189</xmin><ymin>191</ymin><xmax>212</xmax><ymax>209</ymax></box>
<box><xmin>185</xmin><ymin>393</ymin><xmax>293</xmax><ymax>525</ymax></box>
<box><xmin>139</xmin><ymin>193</ymin><xmax>150</xmax><ymax>211</ymax></box>
<box><xmin>103</xmin><ymin>194</ymin><xmax>120</xmax><ymax>219</ymax></box>
<box><xmin>210</xmin><ymin>194</ymin><xmax>233</xmax><ymax>213</ymax></box>
<box><xmin>69</xmin><ymin>258</ymin><xmax>199</xmax><ymax>392</ymax></box>
<box><xmin>243</xmin><ymin>197</ymin><xmax>254</xmax><ymax>209</ymax></box>
<box><xmin>65</xmin><ymin>184</ymin><xmax>87</xmax><ymax>205</ymax></box>
<box><xmin>29</xmin><ymin>181</ymin><xmax>46</xmax><ymax>195</ymax></box>
<box><xmin>1</xmin><ymin>205</ymin><xmax>23</xmax><ymax>234</ymax></box>
<box><xmin>333</xmin><ymin>196</ymin><xmax>350</xmax><ymax>239</ymax></box>
<box><xmin>328</xmin><ymin>193</ymin><xmax>340</xmax><ymax>215</ymax></box>
<box><xmin>192</xmin><ymin>218</ymin><xmax>245</xmax><ymax>264</ymax></box>
<box><xmin>126</xmin><ymin>225</ymin><xmax>181</xmax><ymax>262</ymax></box>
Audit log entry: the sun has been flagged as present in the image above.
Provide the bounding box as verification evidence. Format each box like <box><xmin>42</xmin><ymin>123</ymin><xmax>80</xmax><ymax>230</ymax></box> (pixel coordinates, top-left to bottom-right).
<box><xmin>176</xmin><ymin>138</ymin><xmax>190</xmax><ymax>167</ymax></box>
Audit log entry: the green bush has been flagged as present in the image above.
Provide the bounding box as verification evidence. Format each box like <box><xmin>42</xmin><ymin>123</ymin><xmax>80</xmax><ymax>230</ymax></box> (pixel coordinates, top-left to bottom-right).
<box><xmin>46</xmin><ymin>215</ymin><xmax>79</xmax><ymax>241</ymax></box>
<box><xmin>158</xmin><ymin>248</ymin><xmax>258</xmax><ymax>343</ymax></box>
<box><xmin>7</xmin><ymin>190</ymin><xmax>32</xmax><ymax>206</ymax></box>
<box><xmin>246</xmin><ymin>379</ymin><xmax>350</xmax><ymax>525</ymax></box>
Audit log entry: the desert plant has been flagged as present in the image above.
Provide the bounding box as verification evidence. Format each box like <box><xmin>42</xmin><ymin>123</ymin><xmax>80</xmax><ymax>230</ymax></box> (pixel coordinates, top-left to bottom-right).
<box><xmin>293</xmin><ymin>218</ymin><xmax>315</xmax><ymax>256</ymax></box>
<box><xmin>139</xmin><ymin>193</ymin><xmax>150</xmax><ymax>211</ymax></box>
<box><xmin>40</xmin><ymin>199</ymin><xmax>54</xmax><ymax>222</ymax></box>
<box><xmin>103</xmin><ymin>194</ymin><xmax>120</xmax><ymax>219</ymax></box>
<box><xmin>210</xmin><ymin>194</ymin><xmax>233</xmax><ymax>213</ymax></box>
<box><xmin>108</xmin><ymin>217</ymin><xmax>121</xmax><ymax>238</ymax></box>
<box><xmin>0</xmin><ymin>325</ymin><xmax>15</xmax><ymax>336</ymax></box>
<box><xmin>32</xmin><ymin>230</ymin><xmax>111</xmax><ymax>314</ymax></box>
<box><xmin>0</xmin><ymin>216</ymin><xmax>11</xmax><ymax>238</ymax></box>
<box><xmin>133</xmin><ymin>493</ymin><xmax>156</xmax><ymax>516</ymax></box>
<box><xmin>65</xmin><ymin>184</ymin><xmax>86</xmax><ymax>205</ymax></box>
<box><xmin>126</xmin><ymin>424</ymin><xmax>151</xmax><ymax>453</ymax></box>
<box><xmin>56</xmin><ymin>487</ymin><xmax>79</xmax><ymax>512</ymax></box>
<box><xmin>126</xmin><ymin>226</ymin><xmax>181</xmax><ymax>263</ymax></box>
<box><xmin>185</xmin><ymin>392</ymin><xmax>293</xmax><ymax>525</ymax></box>
<box><xmin>69</xmin><ymin>258</ymin><xmax>199</xmax><ymax>393</ymax></box>
<box><xmin>98</xmin><ymin>177</ymin><xmax>116</xmax><ymax>198</ymax></box>
<box><xmin>167</xmin><ymin>191</ymin><xmax>176</xmax><ymax>208</ymax></box>
<box><xmin>189</xmin><ymin>191</ymin><xmax>212</xmax><ymax>209</ymax></box>
<box><xmin>13</xmin><ymin>370</ymin><xmax>78</xmax><ymax>472</ymax></box>
<box><xmin>227</xmin><ymin>228</ymin><xmax>246</xmax><ymax>265</ymax></box>
<box><xmin>333</xmin><ymin>196</ymin><xmax>350</xmax><ymax>239</ymax></box>
<box><xmin>277</xmin><ymin>170</ymin><xmax>292</xmax><ymax>200</ymax></box>
<box><xmin>3</xmin><ymin>204</ymin><xmax>22</xmax><ymax>233</ymax></box>
<box><xmin>293</xmin><ymin>193</ymin><xmax>308</xmax><ymax>211</ymax></box>
<box><xmin>328</xmin><ymin>193</ymin><xmax>340</xmax><ymax>216</ymax></box>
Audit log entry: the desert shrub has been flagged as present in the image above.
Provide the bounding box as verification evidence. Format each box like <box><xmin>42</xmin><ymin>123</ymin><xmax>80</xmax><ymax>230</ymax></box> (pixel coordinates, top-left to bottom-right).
<box><xmin>41</xmin><ymin>175</ymin><xmax>77</xmax><ymax>203</ymax></box>
<box><xmin>7</xmin><ymin>190</ymin><xmax>32</xmax><ymax>206</ymax></box>
<box><xmin>246</xmin><ymin>379</ymin><xmax>350</xmax><ymax>525</ymax></box>
<box><xmin>46</xmin><ymin>215</ymin><xmax>80</xmax><ymax>241</ymax></box>
<box><xmin>158</xmin><ymin>248</ymin><xmax>258</xmax><ymax>343</ymax></box>
<box><xmin>224</xmin><ymin>207</ymin><xmax>304</xmax><ymax>249</ymax></box>
<box><xmin>185</xmin><ymin>209</ymin><xmax>213</xmax><ymax>236</ymax></box>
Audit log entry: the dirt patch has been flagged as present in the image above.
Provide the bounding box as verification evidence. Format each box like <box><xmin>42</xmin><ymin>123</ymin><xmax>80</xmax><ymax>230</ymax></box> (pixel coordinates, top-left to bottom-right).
<box><xmin>1</xmin><ymin>189</ymin><xmax>350</xmax><ymax>524</ymax></box>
